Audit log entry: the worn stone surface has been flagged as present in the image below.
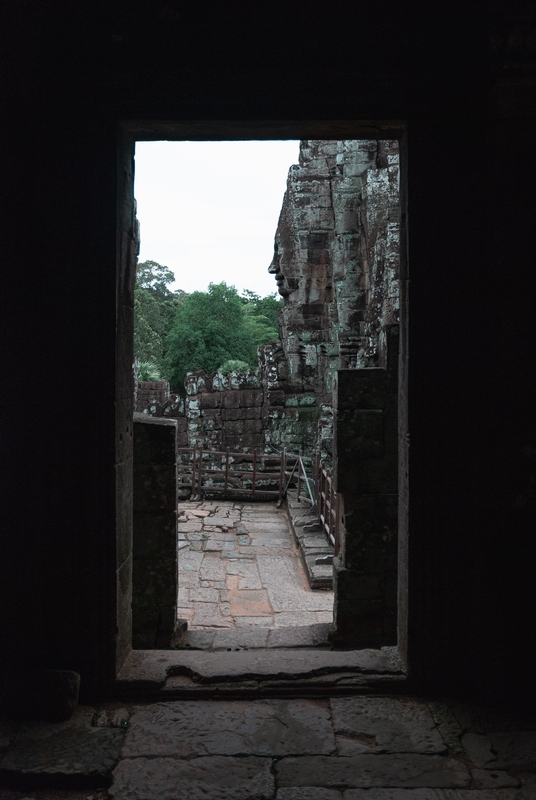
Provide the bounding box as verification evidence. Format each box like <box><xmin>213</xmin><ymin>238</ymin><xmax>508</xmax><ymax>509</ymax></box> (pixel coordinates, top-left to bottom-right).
<box><xmin>286</xmin><ymin>493</ymin><xmax>334</xmax><ymax>589</ymax></box>
<box><xmin>170</xmin><ymin>647</ymin><xmax>398</xmax><ymax>681</ymax></box>
<box><xmin>331</xmin><ymin>697</ymin><xmax>446</xmax><ymax>755</ymax></box>
<box><xmin>111</xmin><ymin>756</ymin><xmax>274</xmax><ymax>800</ymax></box>
<box><xmin>489</xmin><ymin>732</ymin><xmax>536</xmax><ymax>770</ymax></box>
<box><xmin>122</xmin><ymin>699</ymin><xmax>335</xmax><ymax>757</ymax></box>
<box><xmin>471</xmin><ymin>769</ymin><xmax>521</xmax><ymax>789</ymax></box>
<box><xmin>343</xmin><ymin>792</ymin><xmax>520</xmax><ymax>799</ymax></box>
<box><xmin>133</xmin><ymin>416</ymin><xmax>178</xmax><ymax>648</ymax></box>
<box><xmin>0</xmin><ymin>708</ymin><xmax>124</xmax><ymax>785</ymax></box>
<box><xmin>277</xmin><ymin>790</ymin><xmax>342</xmax><ymax>800</ymax></box>
<box><xmin>461</xmin><ymin>733</ymin><xmax>495</xmax><ymax>767</ymax></box>
<box><xmin>2</xmin><ymin>697</ymin><xmax>533</xmax><ymax>799</ymax></box>
<box><xmin>275</xmin><ymin>754</ymin><xmax>471</xmax><ymax>788</ymax></box>
<box><xmin>178</xmin><ymin>501</ymin><xmax>334</xmax><ymax>644</ymax></box>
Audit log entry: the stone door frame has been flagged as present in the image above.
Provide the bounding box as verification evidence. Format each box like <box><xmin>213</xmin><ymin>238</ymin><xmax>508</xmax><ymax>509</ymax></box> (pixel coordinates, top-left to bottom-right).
<box><xmin>115</xmin><ymin>120</ymin><xmax>409</xmax><ymax>678</ymax></box>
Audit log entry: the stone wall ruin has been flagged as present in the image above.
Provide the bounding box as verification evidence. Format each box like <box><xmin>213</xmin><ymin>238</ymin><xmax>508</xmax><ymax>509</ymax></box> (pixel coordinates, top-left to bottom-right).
<box><xmin>136</xmin><ymin>139</ymin><xmax>400</xmax><ymax>465</ymax></box>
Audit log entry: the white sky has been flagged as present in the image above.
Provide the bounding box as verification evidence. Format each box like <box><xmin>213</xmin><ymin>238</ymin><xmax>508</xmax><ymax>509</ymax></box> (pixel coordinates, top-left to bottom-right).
<box><xmin>134</xmin><ymin>140</ymin><xmax>300</xmax><ymax>297</ymax></box>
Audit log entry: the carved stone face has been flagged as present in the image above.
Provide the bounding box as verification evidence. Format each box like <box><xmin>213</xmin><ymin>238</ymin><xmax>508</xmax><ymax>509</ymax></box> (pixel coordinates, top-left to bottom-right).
<box><xmin>268</xmin><ymin>240</ymin><xmax>291</xmax><ymax>297</ymax></box>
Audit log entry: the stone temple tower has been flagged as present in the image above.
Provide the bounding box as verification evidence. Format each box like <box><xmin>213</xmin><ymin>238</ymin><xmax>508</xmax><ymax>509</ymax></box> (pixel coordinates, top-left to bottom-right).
<box><xmin>261</xmin><ymin>139</ymin><xmax>400</xmax><ymax>458</ymax></box>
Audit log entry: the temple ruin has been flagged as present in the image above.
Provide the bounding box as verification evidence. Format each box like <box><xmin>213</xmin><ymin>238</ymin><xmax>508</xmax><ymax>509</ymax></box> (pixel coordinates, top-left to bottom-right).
<box><xmin>136</xmin><ymin>138</ymin><xmax>400</xmax><ymax>465</ymax></box>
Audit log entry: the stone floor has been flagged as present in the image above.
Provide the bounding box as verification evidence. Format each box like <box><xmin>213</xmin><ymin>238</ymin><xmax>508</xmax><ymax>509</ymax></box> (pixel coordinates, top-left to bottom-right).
<box><xmin>1</xmin><ymin>695</ymin><xmax>535</xmax><ymax>799</ymax></box>
<box><xmin>177</xmin><ymin>500</ymin><xmax>334</xmax><ymax>649</ymax></box>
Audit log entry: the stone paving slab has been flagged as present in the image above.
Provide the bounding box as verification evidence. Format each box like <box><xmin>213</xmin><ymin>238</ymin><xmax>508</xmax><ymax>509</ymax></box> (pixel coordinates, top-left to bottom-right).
<box><xmin>276</xmin><ymin>790</ymin><xmax>342</xmax><ymax>800</ymax></box>
<box><xmin>0</xmin><ymin>708</ymin><xmax>124</xmax><ymax>787</ymax></box>
<box><xmin>342</xmin><ymin>792</ymin><xmax>520</xmax><ymax>799</ymax></box>
<box><xmin>275</xmin><ymin>754</ymin><xmax>471</xmax><ymax>789</ymax></box>
<box><xmin>489</xmin><ymin>732</ymin><xmax>536</xmax><ymax>770</ymax></box>
<box><xmin>122</xmin><ymin>699</ymin><xmax>335</xmax><ymax>757</ymax></box>
<box><xmin>235</xmin><ymin>616</ymin><xmax>275</xmax><ymax>627</ymax></box>
<box><xmin>331</xmin><ymin>697</ymin><xmax>446</xmax><ymax>755</ymax></box>
<box><xmin>471</xmin><ymin>769</ymin><xmax>521</xmax><ymax>789</ymax></box>
<box><xmin>267</xmin><ymin>623</ymin><xmax>332</xmax><ymax>648</ymax></box>
<box><xmin>111</xmin><ymin>756</ymin><xmax>274</xmax><ymax>800</ymax></box>
<box><xmin>229</xmin><ymin>589</ymin><xmax>272</xmax><ymax>617</ymax></box>
<box><xmin>178</xmin><ymin>501</ymin><xmax>334</xmax><ymax>643</ymax></box>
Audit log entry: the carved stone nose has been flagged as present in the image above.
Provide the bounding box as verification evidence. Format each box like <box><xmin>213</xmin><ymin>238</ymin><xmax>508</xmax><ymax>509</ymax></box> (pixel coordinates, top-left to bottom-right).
<box><xmin>268</xmin><ymin>257</ymin><xmax>279</xmax><ymax>274</ymax></box>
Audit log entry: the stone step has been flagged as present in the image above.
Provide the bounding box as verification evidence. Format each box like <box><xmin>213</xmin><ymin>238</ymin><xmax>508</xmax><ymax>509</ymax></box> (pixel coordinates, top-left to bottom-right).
<box><xmin>183</xmin><ymin>622</ymin><xmax>333</xmax><ymax>652</ymax></box>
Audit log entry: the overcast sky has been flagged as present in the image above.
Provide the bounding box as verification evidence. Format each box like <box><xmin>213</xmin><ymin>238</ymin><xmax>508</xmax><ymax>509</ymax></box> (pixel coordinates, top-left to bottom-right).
<box><xmin>134</xmin><ymin>140</ymin><xmax>300</xmax><ymax>297</ymax></box>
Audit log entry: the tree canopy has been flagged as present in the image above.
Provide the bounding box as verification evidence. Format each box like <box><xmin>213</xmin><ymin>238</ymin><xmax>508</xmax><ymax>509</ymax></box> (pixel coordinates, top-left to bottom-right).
<box><xmin>164</xmin><ymin>282</ymin><xmax>282</xmax><ymax>392</ymax></box>
<box><xmin>133</xmin><ymin>262</ymin><xmax>283</xmax><ymax>391</ymax></box>
<box><xmin>133</xmin><ymin>260</ymin><xmax>183</xmax><ymax>372</ymax></box>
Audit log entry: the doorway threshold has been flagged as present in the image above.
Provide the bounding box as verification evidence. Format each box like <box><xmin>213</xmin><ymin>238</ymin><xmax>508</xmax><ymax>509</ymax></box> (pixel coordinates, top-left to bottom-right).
<box><xmin>115</xmin><ymin>646</ymin><xmax>406</xmax><ymax>701</ymax></box>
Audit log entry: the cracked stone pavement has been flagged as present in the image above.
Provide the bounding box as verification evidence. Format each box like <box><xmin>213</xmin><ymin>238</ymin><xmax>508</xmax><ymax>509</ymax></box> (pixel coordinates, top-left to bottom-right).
<box><xmin>177</xmin><ymin>500</ymin><xmax>334</xmax><ymax>649</ymax></box>
<box><xmin>1</xmin><ymin>696</ymin><xmax>535</xmax><ymax>799</ymax></box>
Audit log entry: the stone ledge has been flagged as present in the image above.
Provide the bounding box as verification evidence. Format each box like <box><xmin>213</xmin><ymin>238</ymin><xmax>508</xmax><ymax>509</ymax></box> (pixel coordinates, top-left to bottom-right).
<box><xmin>115</xmin><ymin>647</ymin><xmax>405</xmax><ymax>699</ymax></box>
<box><xmin>286</xmin><ymin>493</ymin><xmax>334</xmax><ymax>590</ymax></box>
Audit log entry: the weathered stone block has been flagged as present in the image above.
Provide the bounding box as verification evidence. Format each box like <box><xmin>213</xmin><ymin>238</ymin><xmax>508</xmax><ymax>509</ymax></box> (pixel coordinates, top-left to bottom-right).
<box><xmin>268</xmin><ymin>390</ymin><xmax>285</xmax><ymax>406</ymax></box>
<box><xmin>133</xmin><ymin>415</ymin><xmax>177</xmax><ymax>465</ymax></box>
<box><xmin>240</xmin><ymin>389</ymin><xmax>263</xmax><ymax>407</ymax></box>
<box><xmin>244</xmin><ymin>419</ymin><xmax>263</xmax><ymax>434</ymax></box>
<box><xmin>224</xmin><ymin>420</ymin><xmax>245</xmax><ymax>435</ymax></box>
<box><xmin>335</xmin><ymin>369</ymin><xmax>389</xmax><ymax>410</ymax></box>
<box><xmin>222</xmin><ymin>407</ymin><xmax>242</xmax><ymax>421</ymax></box>
<box><xmin>223</xmin><ymin>391</ymin><xmax>241</xmax><ymax>408</ymax></box>
<box><xmin>330</xmin><ymin>696</ymin><xmax>445</xmax><ymax>755</ymax></box>
<box><xmin>116</xmin><ymin>458</ymin><xmax>133</xmax><ymax>567</ymax></box>
<box><xmin>330</xmin><ymin>557</ymin><xmax>396</xmax><ymax>647</ymax></box>
<box><xmin>133</xmin><ymin>417</ymin><xmax>177</xmax><ymax>648</ymax></box>
<box><xmin>275</xmin><ymin>754</ymin><xmax>470</xmax><ymax>788</ymax></box>
<box><xmin>199</xmin><ymin>392</ymin><xmax>222</xmax><ymax>409</ymax></box>
<box><xmin>132</xmin><ymin>557</ymin><xmax>177</xmax><ymax>607</ymax></box>
<box><xmin>122</xmin><ymin>699</ymin><xmax>335</xmax><ymax>757</ymax></box>
<box><xmin>337</xmin><ymin>454</ymin><xmax>398</xmax><ymax>496</ymax></box>
<box><xmin>343</xmin><ymin>493</ymin><xmax>398</xmax><ymax>539</ymax></box>
<box><xmin>0</xmin><ymin>707</ymin><xmax>124</xmax><ymax>783</ymax></box>
<box><xmin>133</xmin><ymin>513</ymin><xmax>177</xmax><ymax>558</ymax></box>
<box><xmin>337</xmin><ymin>409</ymin><xmax>385</xmax><ymax>460</ymax></box>
<box><xmin>131</xmin><ymin>606</ymin><xmax>179</xmax><ymax>649</ymax></box>
<box><xmin>112</xmin><ymin>756</ymin><xmax>274</xmax><ymax>800</ymax></box>
<box><xmin>244</xmin><ymin>406</ymin><xmax>262</xmax><ymax>420</ymax></box>
<box><xmin>133</xmin><ymin>464</ymin><xmax>177</xmax><ymax>512</ymax></box>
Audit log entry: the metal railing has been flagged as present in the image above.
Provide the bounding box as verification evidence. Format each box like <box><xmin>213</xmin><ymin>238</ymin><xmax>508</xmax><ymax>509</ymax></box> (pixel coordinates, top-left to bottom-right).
<box><xmin>177</xmin><ymin>447</ymin><xmax>283</xmax><ymax>500</ymax></box>
<box><xmin>178</xmin><ymin>445</ymin><xmax>342</xmax><ymax>555</ymax></box>
<box><xmin>312</xmin><ymin>453</ymin><xmax>342</xmax><ymax>556</ymax></box>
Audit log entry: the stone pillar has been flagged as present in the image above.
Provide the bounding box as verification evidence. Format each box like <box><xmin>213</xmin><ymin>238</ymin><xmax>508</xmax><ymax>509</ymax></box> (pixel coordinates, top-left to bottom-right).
<box><xmin>331</xmin><ymin>326</ymin><xmax>398</xmax><ymax>647</ymax></box>
<box><xmin>132</xmin><ymin>414</ymin><xmax>178</xmax><ymax>648</ymax></box>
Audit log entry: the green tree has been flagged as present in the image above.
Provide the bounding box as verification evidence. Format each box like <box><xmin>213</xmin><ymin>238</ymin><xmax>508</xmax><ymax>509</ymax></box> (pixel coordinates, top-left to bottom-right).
<box><xmin>219</xmin><ymin>359</ymin><xmax>251</xmax><ymax>374</ymax></box>
<box><xmin>134</xmin><ymin>260</ymin><xmax>185</xmax><ymax>375</ymax></box>
<box><xmin>137</xmin><ymin>360</ymin><xmax>162</xmax><ymax>381</ymax></box>
<box><xmin>165</xmin><ymin>282</ymin><xmax>263</xmax><ymax>391</ymax></box>
<box><xmin>136</xmin><ymin>260</ymin><xmax>176</xmax><ymax>299</ymax></box>
<box><xmin>242</xmin><ymin>304</ymin><xmax>279</xmax><ymax>346</ymax></box>
<box><xmin>240</xmin><ymin>289</ymin><xmax>283</xmax><ymax>332</ymax></box>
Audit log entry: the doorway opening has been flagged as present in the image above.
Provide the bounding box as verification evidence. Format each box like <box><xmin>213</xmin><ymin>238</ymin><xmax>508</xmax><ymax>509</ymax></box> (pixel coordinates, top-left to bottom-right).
<box><xmin>119</xmin><ymin>122</ymin><xmax>408</xmax><ymax>673</ymax></box>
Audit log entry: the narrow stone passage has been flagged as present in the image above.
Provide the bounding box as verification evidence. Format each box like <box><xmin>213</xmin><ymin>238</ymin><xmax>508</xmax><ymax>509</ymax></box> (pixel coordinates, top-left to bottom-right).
<box><xmin>177</xmin><ymin>500</ymin><xmax>334</xmax><ymax>650</ymax></box>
